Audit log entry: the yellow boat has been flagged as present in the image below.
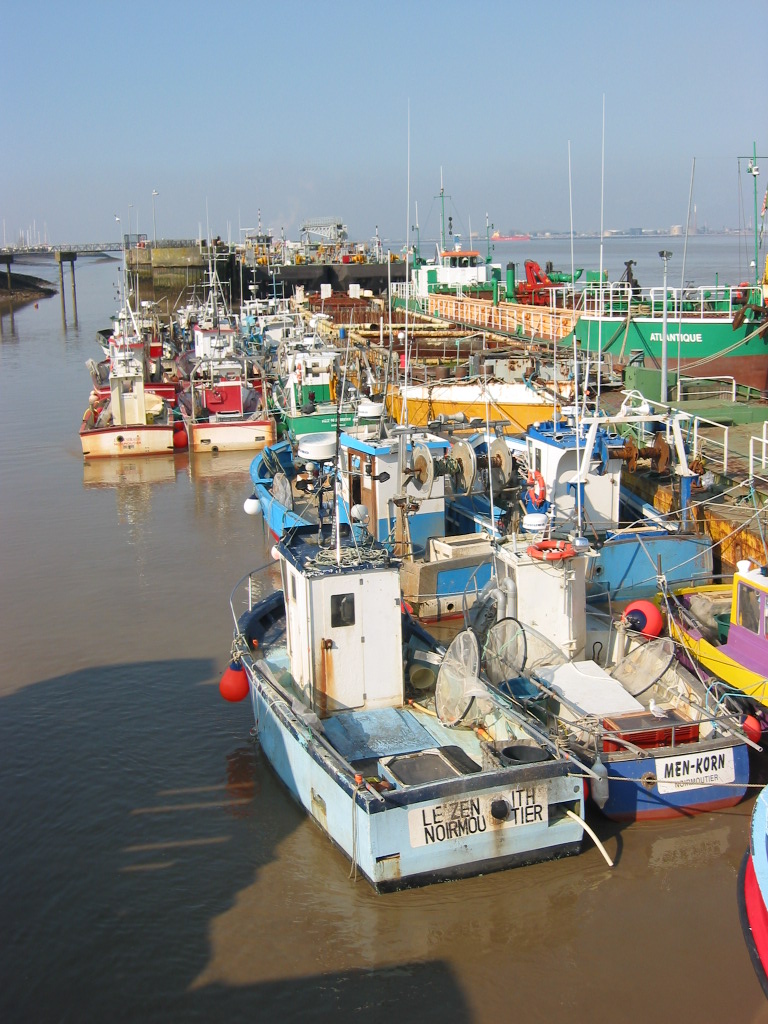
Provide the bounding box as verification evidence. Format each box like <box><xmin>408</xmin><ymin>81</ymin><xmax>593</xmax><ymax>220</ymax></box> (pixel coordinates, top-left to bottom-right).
<box><xmin>666</xmin><ymin>561</ymin><xmax>768</xmax><ymax>706</ymax></box>
<box><xmin>386</xmin><ymin>378</ymin><xmax>574</xmax><ymax>431</ymax></box>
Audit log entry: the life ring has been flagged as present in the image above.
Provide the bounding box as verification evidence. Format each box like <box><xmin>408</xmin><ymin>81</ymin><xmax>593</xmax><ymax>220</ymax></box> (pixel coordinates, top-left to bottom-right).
<box><xmin>527</xmin><ymin>540</ymin><xmax>576</xmax><ymax>562</ymax></box>
<box><xmin>526</xmin><ymin>470</ymin><xmax>547</xmax><ymax>508</ymax></box>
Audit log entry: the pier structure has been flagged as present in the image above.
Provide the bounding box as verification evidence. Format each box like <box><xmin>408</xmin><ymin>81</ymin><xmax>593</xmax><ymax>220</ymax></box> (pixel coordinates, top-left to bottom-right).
<box><xmin>0</xmin><ymin>253</ymin><xmax>13</xmax><ymax>293</ymax></box>
<box><xmin>56</xmin><ymin>250</ymin><xmax>78</xmax><ymax>325</ymax></box>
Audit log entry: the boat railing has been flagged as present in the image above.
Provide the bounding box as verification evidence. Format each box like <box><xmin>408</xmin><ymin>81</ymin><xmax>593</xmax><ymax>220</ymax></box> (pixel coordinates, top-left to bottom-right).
<box><xmin>580</xmin><ymin>282</ymin><xmax>746</xmax><ymax>320</ymax></box>
<box><xmin>689</xmin><ymin>414</ymin><xmax>731</xmax><ymax>475</ymax></box>
<box><xmin>749</xmin><ymin>424</ymin><xmax>768</xmax><ymax>476</ymax></box>
<box><xmin>674</xmin><ymin>375</ymin><xmax>740</xmax><ymax>404</ymax></box>
<box><xmin>229</xmin><ymin>563</ymin><xmax>278</xmax><ymax>625</ymax></box>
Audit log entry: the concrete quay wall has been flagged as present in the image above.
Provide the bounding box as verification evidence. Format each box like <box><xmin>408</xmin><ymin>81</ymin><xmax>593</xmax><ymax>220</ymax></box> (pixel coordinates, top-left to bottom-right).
<box><xmin>126</xmin><ymin>246</ymin><xmax>206</xmax><ymax>288</ymax></box>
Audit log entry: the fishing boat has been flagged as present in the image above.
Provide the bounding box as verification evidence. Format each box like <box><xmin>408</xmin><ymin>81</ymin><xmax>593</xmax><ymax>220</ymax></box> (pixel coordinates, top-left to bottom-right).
<box><xmin>498</xmin><ymin>399</ymin><xmax>715</xmax><ymax>605</ymax></box>
<box><xmin>221</xmin><ymin>520</ymin><xmax>592</xmax><ymax>891</ymax></box>
<box><xmin>80</xmin><ymin>305</ymin><xmax>187</xmax><ymax>459</ymax></box>
<box><xmin>270</xmin><ymin>327</ymin><xmax>384</xmax><ymax>438</ymax></box>
<box><xmin>468</xmin><ymin>540</ymin><xmax>757</xmax><ymax>821</ymax></box>
<box><xmin>739</xmin><ymin>783</ymin><xmax>768</xmax><ymax>997</ymax></box>
<box><xmin>246</xmin><ymin>392</ymin><xmax>714</xmax><ymax>621</ymax></box>
<box><xmin>387</xmin><ymin>374</ymin><xmax>576</xmax><ymax>433</ymax></box>
<box><xmin>177</xmin><ymin>355</ymin><xmax>276</xmax><ymax>453</ymax></box>
<box><xmin>246</xmin><ymin>425</ymin><xmax>504</xmax><ymax>622</ymax></box>
<box><xmin>176</xmin><ymin>264</ymin><xmax>277</xmax><ymax>453</ymax></box>
<box><xmin>664</xmin><ymin>558</ymin><xmax>768</xmax><ymax>711</ymax></box>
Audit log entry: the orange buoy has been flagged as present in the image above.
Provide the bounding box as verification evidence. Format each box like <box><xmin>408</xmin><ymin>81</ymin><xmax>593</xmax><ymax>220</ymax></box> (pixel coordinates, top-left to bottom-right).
<box><xmin>743</xmin><ymin>715</ymin><xmax>762</xmax><ymax>744</ymax></box>
<box><xmin>219</xmin><ymin>660</ymin><xmax>249</xmax><ymax>702</ymax></box>
<box><xmin>527</xmin><ymin>539</ymin><xmax>576</xmax><ymax>562</ymax></box>
<box><xmin>526</xmin><ymin>470</ymin><xmax>547</xmax><ymax>508</ymax></box>
<box><xmin>173</xmin><ymin>425</ymin><xmax>188</xmax><ymax>449</ymax></box>
<box><xmin>622</xmin><ymin>600</ymin><xmax>663</xmax><ymax>638</ymax></box>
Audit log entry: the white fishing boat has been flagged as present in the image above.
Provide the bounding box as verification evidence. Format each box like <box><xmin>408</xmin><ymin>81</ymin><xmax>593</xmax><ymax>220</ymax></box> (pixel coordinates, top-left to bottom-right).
<box><xmin>464</xmin><ymin>538</ymin><xmax>756</xmax><ymax>821</ymax></box>
<box><xmin>80</xmin><ymin>304</ymin><xmax>187</xmax><ymax>459</ymax></box>
<box><xmin>222</xmin><ymin>521</ymin><xmax>596</xmax><ymax>891</ymax></box>
<box><xmin>177</xmin><ymin>262</ymin><xmax>277</xmax><ymax>453</ymax></box>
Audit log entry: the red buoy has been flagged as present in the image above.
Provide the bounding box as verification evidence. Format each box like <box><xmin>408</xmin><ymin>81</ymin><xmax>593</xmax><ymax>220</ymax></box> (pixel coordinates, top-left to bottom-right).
<box><xmin>622</xmin><ymin>600</ymin><xmax>664</xmax><ymax>638</ymax></box>
<box><xmin>219</xmin><ymin>660</ymin><xmax>249</xmax><ymax>702</ymax></box>
<box><xmin>173</xmin><ymin>425</ymin><xmax>188</xmax><ymax>449</ymax></box>
<box><xmin>743</xmin><ymin>714</ymin><xmax>762</xmax><ymax>744</ymax></box>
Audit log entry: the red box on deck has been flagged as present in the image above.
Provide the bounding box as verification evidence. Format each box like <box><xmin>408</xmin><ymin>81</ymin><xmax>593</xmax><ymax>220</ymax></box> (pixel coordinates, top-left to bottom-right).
<box><xmin>602</xmin><ymin>709</ymin><xmax>699</xmax><ymax>753</ymax></box>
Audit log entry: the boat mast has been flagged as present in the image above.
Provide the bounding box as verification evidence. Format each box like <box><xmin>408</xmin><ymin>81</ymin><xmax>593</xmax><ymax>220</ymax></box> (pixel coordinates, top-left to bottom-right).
<box><xmin>677</xmin><ymin>159</ymin><xmax>696</xmax><ymax>383</ymax></box>
<box><xmin>568</xmin><ymin>140</ymin><xmax>584</xmax><ymax>539</ymax></box>
<box><xmin>438</xmin><ymin>168</ymin><xmax>447</xmax><ymax>254</ymax></box>
<box><xmin>749</xmin><ymin>142</ymin><xmax>760</xmax><ymax>288</ymax></box>
<box><xmin>596</xmin><ymin>94</ymin><xmax>605</xmax><ymax>411</ymax></box>
<box><xmin>403</xmin><ymin>102</ymin><xmax>411</xmax><ymax>427</ymax></box>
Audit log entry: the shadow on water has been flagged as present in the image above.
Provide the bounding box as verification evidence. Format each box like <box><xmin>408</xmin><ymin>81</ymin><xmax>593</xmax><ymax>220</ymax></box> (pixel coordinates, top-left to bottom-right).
<box><xmin>0</xmin><ymin>659</ymin><xmax>471</xmax><ymax>1024</ymax></box>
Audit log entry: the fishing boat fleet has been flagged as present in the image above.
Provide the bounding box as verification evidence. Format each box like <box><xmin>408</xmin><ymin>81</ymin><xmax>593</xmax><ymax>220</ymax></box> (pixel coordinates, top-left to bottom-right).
<box><xmin>220</xmin><ymin>277</ymin><xmax>768</xmax><ymax>897</ymax></box>
<box><xmin>80</xmin><ymin>200</ymin><xmax>768</xmax><ymax>989</ymax></box>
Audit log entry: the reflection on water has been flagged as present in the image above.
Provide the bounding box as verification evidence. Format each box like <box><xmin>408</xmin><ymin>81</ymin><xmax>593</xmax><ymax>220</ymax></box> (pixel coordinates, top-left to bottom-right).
<box><xmin>83</xmin><ymin>454</ymin><xmax>188</xmax><ymax>489</ymax></box>
<box><xmin>187</xmin><ymin>450</ymin><xmax>257</xmax><ymax>482</ymax></box>
<box><xmin>650</xmin><ymin>825</ymin><xmax>732</xmax><ymax>871</ymax></box>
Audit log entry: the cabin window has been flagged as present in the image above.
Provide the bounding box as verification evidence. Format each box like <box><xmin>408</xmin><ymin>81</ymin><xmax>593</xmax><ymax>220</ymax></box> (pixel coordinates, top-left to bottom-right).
<box><xmin>737</xmin><ymin>584</ymin><xmax>760</xmax><ymax>634</ymax></box>
<box><xmin>291</xmin><ymin>575</ymin><xmax>297</xmax><ymax>601</ymax></box>
<box><xmin>349</xmin><ymin>456</ymin><xmax>362</xmax><ymax>505</ymax></box>
<box><xmin>331</xmin><ymin>593</ymin><xmax>355</xmax><ymax>628</ymax></box>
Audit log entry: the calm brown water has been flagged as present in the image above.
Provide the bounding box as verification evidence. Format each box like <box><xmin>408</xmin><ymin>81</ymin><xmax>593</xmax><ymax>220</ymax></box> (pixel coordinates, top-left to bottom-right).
<box><xmin>2</xmin><ymin>254</ymin><xmax>767</xmax><ymax>1024</ymax></box>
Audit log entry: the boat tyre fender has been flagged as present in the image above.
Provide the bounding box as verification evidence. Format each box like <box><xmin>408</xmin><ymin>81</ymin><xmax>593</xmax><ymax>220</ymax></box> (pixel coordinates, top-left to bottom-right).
<box><xmin>526</xmin><ymin>470</ymin><xmax>547</xmax><ymax>508</ymax></box>
<box><xmin>527</xmin><ymin>540</ymin><xmax>576</xmax><ymax>562</ymax></box>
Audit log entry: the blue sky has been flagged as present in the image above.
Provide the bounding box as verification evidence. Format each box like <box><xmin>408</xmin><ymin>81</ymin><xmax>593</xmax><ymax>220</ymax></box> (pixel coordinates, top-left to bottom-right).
<box><xmin>3</xmin><ymin>0</ymin><xmax>766</xmax><ymax>246</ymax></box>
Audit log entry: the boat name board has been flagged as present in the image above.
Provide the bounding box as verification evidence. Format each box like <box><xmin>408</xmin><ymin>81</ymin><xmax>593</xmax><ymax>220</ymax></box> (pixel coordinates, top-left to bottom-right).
<box><xmin>408</xmin><ymin>787</ymin><xmax>547</xmax><ymax>848</ymax></box>
<box><xmin>655</xmin><ymin>748</ymin><xmax>735</xmax><ymax>794</ymax></box>
<box><xmin>648</xmin><ymin>331</ymin><xmax>703</xmax><ymax>345</ymax></box>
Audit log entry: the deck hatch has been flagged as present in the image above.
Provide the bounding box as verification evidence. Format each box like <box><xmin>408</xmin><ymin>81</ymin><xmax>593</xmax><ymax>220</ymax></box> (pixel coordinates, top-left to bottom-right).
<box><xmin>323</xmin><ymin>707</ymin><xmax>435</xmax><ymax>762</ymax></box>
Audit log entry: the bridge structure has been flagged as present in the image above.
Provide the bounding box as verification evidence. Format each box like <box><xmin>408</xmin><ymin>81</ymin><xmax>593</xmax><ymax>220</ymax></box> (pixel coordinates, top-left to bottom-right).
<box><xmin>0</xmin><ymin>239</ymin><xmax>198</xmax><ymax>256</ymax></box>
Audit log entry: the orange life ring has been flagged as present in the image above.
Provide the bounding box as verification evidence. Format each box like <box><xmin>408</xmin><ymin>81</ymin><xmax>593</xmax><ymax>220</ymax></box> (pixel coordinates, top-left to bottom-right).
<box><xmin>527</xmin><ymin>540</ymin><xmax>576</xmax><ymax>562</ymax></box>
<box><xmin>526</xmin><ymin>470</ymin><xmax>547</xmax><ymax>508</ymax></box>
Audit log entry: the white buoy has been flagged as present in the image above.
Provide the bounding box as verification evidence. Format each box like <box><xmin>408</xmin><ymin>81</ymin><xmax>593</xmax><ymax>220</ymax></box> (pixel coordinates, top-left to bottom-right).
<box><xmin>243</xmin><ymin>495</ymin><xmax>261</xmax><ymax>516</ymax></box>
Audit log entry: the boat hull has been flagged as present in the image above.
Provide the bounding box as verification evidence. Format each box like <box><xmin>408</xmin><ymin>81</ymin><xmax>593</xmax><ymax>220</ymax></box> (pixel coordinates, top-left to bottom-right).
<box><xmin>186</xmin><ymin>416</ymin><xmax>276</xmax><ymax>454</ymax></box>
<box><xmin>388</xmin><ymin>383</ymin><xmax>567</xmax><ymax>432</ymax></box>
<box><xmin>739</xmin><ymin>785</ymin><xmax>768</xmax><ymax>996</ymax></box>
<box><xmin>79</xmin><ymin>422</ymin><xmax>178</xmax><ymax>458</ymax></box>
<box><xmin>586</xmin><ymin>531</ymin><xmax>713</xmax><ymax>605</ymax></box>
<box><xmin>246</xmin><ymin>667</ymin><xmax>584</xmax><ymax>891</ymax></box>
<box><xmin>596</xmin><ymin>742</ymin><xmax>749</xmax><ymax>821</ymax></box>
<box><xmin>575</xmin><ymin>314</ymin><xmax>768</xmax><ymax>391</ymax></box>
